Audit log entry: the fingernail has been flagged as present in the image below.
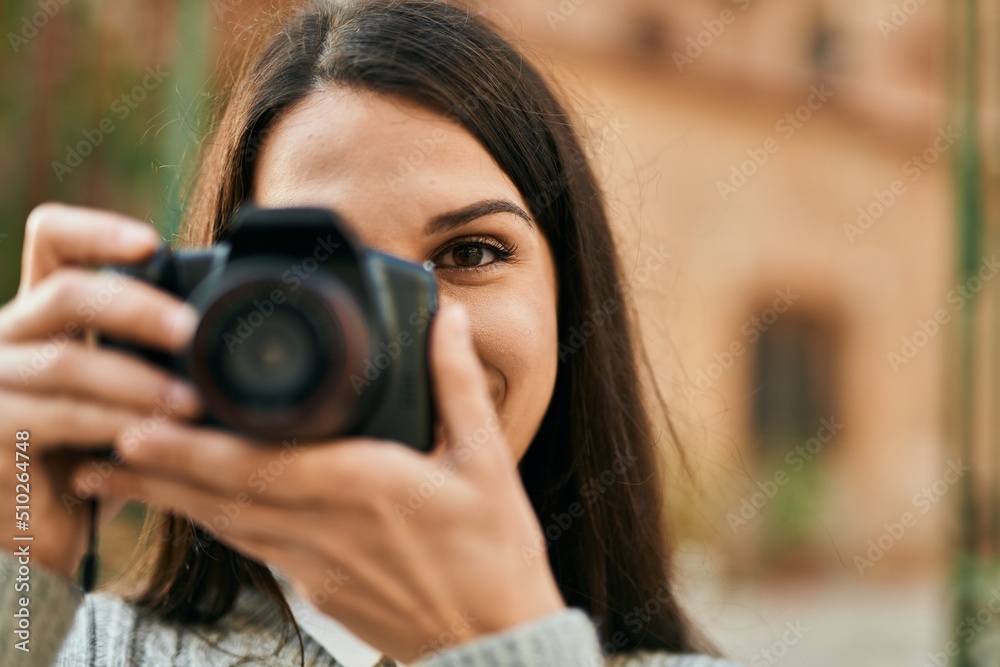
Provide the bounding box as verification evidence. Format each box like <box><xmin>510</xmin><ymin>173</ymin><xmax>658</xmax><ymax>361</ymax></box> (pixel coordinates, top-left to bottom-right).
<box><xmin>165</xmin><ymin>379</ymin><xmax>201</xmax><ymax>416</ymax></box>
<box><xmin>74</xmin><ymin>479</ymin><xmax>93</xmax><ymax>498</ymax></box>
<box><xmin>120</xmin><ymin>223</ymin><xmax>160</xmax><ymax>249</ymax></box>
<box><xmin>166</xmin><ymin>304</ymin><xmax>199</xmax><ymax>349</ymax></box>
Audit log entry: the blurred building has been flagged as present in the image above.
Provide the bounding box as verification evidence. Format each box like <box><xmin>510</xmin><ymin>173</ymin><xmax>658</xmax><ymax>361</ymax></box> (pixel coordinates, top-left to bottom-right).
<box><xmin>0</xmin><ymin>1</ymin><xmax>977</xmax><ymax>662</ymax></box>
<box><xmin>459</xmin><ymin>0</ymin><xmax>954</xmax><ymax>581</ymax></box>
<box><xmin>0</xmin><ymin>0</ymin><xmax>955</xmax><ymax>583</ymax></box>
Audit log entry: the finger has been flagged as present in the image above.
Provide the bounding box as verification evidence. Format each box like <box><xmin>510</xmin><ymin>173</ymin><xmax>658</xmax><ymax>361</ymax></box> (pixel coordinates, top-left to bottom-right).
<box><xmin>114</xmin><ymin>418</ymin><xmax>410</xmax><ymax>508</ymax></box>
<box><xmin>112</xmin><ymin>420</ymin><xmax>312</xmax><ymax>505</ymax></box>
<box><xmin>0</xmin><ymin>267</ymin><xmax>198</xmax><ymax>351</ymax></box>
<box><xmin>0</xmin><ymin>341</ymin><xmax>201</xmax><ymax>419</ymax></box>
<box><xmin>20</xmin><ymin>203</ymin><xmax>160</xmax><ymax>292</ymax></box>
<box><xmin>0</xmin><ymin>388</ymin><xmax>148</xmax><ymax>450</ymax></box>
<box><xmin>429</xmin><ymin>304</ymin><xmax>508</xmax><ymax>468</ymax></box>
<box><xmin>73</xmin><ymin>464</ymin><xmax>297</xmax><ymax>543</ymax></box>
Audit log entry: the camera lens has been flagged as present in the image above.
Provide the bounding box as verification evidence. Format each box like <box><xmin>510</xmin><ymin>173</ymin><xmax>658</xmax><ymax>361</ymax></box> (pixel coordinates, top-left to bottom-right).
<box><xmin>214</xmin><ymin>302</ymin><xmax>334</xmax><ymax>407</ymax></box>
<box><xmin>188</xmin><ymin>257</ymin><xmax>371</xmax><ymax>439</ymax></box>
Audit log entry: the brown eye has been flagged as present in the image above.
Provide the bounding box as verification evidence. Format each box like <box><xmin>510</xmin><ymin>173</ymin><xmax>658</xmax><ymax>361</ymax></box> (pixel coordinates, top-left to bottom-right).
<box><xmin>452</xmin><ymin>244</ymin><xmax>488</xmax><ymax>267</ymax></box>
<box><xmin>437</xmin><ymin>242</ymin><xmax>501</xmax><ymax>268</ymax></box>
<box><xmin>433</xmin><ymin>237</ymin><xmax>517</xmax><ymax>272</ymax></box>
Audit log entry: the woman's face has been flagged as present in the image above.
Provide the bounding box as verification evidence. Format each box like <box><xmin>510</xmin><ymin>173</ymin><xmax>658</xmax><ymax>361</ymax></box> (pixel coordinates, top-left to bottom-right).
<box><xmin>252</xmin><ymin>88</ymin><xmax>559</xmax><ymax>463</ymax></box>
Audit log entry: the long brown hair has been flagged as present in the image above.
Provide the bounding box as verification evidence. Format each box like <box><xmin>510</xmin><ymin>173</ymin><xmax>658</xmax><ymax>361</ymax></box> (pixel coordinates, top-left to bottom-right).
<box><xmin>121</xmin><ymin>0</ymin><xmax>714</xmax><ymax>658</ymax></box>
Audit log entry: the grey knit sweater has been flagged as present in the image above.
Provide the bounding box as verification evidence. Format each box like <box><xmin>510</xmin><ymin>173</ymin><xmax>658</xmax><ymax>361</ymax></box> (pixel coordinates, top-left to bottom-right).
<box><xmin>0</xmin><ymin>551</ymin><xmax>740</xmax><ymax>667</ymax></box>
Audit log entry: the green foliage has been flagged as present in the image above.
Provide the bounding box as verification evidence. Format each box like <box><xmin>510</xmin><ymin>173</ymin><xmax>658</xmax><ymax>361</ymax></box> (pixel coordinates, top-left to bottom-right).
<box><xmin>757</xmin><ymin>444</ymin><xmax>827</xmax><ymax>566</ymax></box>
<box><xmin>0</xmin><ymin>0</ymin><xmax>214</xmax><ymax>304</ymax></box>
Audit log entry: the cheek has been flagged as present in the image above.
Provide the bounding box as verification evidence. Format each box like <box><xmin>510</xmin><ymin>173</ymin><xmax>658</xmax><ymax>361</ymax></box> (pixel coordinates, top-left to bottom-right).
<box><xmin>470</xmin><ymin>285</ymin><xmax>559</xmax><ymax>459</ymax></box>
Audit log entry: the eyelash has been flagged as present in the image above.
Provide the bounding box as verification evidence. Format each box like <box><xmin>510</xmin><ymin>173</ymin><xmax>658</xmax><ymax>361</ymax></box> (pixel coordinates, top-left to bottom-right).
<box><xmin>433</xmin><ymin>235</ymin><xmax>519</xmax><ymax>272</ymax></box>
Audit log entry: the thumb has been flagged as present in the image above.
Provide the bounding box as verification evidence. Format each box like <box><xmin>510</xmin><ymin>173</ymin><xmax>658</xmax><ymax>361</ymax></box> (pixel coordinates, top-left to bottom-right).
<box><xmin>429</xmin><ymin>304</ymin><xmax>506</xmax><ymax>467</ymax></box>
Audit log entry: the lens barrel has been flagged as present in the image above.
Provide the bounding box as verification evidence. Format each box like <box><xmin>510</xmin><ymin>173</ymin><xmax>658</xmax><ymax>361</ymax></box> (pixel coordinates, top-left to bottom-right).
<box><xmin>187</xmin><ymin>257</ymin><xmax>371</xmax><ymax>439</ymax></box>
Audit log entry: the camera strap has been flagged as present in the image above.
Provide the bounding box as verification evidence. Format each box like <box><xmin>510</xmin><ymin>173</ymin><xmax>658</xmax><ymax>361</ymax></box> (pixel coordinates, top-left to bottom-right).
<box><xmin>80</xmin><ymin>498</ymin><xmax>98</xmax><ymax>592</ymax></box>
<box><xmin>79</xmin><ymin>326</ymin><xmax>100</xmax><ymax>593</ymax></box>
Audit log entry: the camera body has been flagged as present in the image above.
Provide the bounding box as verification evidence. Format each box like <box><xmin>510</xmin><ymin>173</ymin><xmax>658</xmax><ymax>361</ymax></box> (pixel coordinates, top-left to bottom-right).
<box><xmin>104</xmin><ymin>205</ymin><xmax>438</xmax><ymax>451</ymax></box>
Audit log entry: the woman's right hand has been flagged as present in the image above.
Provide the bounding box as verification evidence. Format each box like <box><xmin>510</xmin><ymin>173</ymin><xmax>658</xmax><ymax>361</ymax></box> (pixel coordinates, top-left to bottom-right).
<box><xmin>0</xmin><ymin>203</ymin><xmax>201</xmax><ymax>580</ymax></box>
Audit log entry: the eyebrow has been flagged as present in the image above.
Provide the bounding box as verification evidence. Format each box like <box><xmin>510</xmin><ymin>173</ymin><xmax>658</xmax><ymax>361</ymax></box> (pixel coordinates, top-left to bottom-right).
<box><xmin>425</xmin><ymin>199</ymin><xmax>533</xmax><ymax>235</ymax></box>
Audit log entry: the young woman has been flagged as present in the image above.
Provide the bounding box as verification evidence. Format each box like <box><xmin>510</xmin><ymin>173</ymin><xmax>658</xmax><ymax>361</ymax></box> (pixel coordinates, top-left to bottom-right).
<box><xmin>0</xmin><ymin>1</ymin><xmax>739</xmax><ymax>665</ymax></box>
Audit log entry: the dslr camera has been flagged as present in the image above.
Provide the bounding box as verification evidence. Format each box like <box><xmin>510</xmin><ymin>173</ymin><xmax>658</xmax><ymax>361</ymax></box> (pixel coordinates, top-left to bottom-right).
<box><xmin>103</xmin><ymin>205</ymin><xmax>438</xmax><ymax>451</ymax></box>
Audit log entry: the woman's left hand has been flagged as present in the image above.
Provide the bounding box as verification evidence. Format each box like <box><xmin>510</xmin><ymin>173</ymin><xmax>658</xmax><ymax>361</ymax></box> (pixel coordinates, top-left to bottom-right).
<box><xmin>72</xmin><ymin>304</ymin><xmax>567</xmax><ymax>663</ymax></box>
